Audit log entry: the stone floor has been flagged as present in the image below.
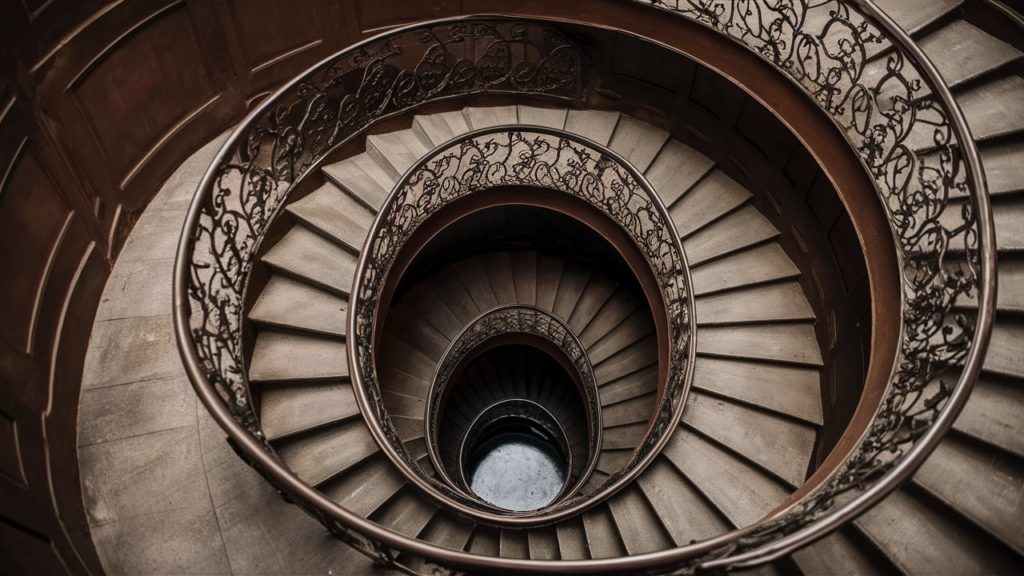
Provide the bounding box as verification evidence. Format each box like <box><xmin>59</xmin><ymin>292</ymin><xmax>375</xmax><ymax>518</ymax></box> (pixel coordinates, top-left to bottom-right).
<box><xmin>78</xmin><ymin>132</ymin><xmax>381</xmax><ymax>575</ymax></box>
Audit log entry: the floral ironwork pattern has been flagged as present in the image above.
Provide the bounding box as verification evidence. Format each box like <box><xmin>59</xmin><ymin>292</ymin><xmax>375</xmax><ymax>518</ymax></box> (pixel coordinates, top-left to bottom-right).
<box><xmin>426</xmin><ymin>305</ymin><xmax>602</xmax><ymax>498</ymax></box>
<box><xmin>633</xmin><ymin>0</ymin><xmax>990</xmax><ymax>571</ymax></box>
<box><xmin>181</xmin><ymin>20</ymin><xmax>584</xmax><ymax>433</ymax></box>
<box><xmin>350</xmin><ymin>127</ymin><xmax>694</xmax><ymax>524</ymax></box>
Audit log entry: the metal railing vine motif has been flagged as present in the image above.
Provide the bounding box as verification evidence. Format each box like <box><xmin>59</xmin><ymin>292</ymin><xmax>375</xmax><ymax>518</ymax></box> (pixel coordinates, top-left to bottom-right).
<box><xmin>427</xmin><ymin>305</ymin><xmax>602</xmax><ymax>502</ymax></box>
<box><xmin>180</xmin><ymin>21</ymin><xmax>583</xmax><ymax>434</ymax></box>
<box><xmin>636</xmin><ymin>0</ymin><xmax>993</xmax><ymax>570</ymax></box>
<box><xmin>350</xmin><ymin>126</ymin><xmax>693</xmax><ymax>524</ymax></box>
<box><xmin>175</xmin><ymin>2</ymin><xmax>995</xmax><ymax>573</ymax></box>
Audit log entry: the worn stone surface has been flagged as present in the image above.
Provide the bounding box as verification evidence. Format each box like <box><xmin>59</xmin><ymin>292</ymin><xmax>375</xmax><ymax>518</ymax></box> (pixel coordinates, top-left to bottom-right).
<box><xmin>78</xmin><ymin>129</ymin><xmax>380</xmax><ymax>575</ymax></box>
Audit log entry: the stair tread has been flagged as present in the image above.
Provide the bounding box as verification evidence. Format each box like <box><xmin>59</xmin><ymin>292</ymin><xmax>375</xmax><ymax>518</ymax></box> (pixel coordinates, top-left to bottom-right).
<box><xmin>579</xmin><ymin>291</ymin><xmax>637</xmax><ymax>348</ymax></box>
<box><xmin>985</xmin><ymin>320</ymin><xmax>1024</xmax><ymax>378</ymax></box>
<box><xmin>250</xmin><ymin>275</ymin><xmax>347</xmax><ymax>337</ymax></box>
<box><xmin>954</xmin><ymin>375</ymin><xmax>1024</xmax><ymax>458</ymax></box>
<box><xmin>637</xmin><ymin>458</ymin><xmax>729</xmax><ymax>546</ymax></box>
<box><xmin>683</xmin><ymin>392</ymin><xmax>816</xmax><ymax>487</ymax></box>
<box><xmin>261</xmin><ymin>381</ymin><xmax>359</xmax><ymax>440</ymax></box>
<box><xmin>607</xmin><ymin>486</ymin><xmax>673</xmax><ymax>555</ymax></box>
<box><xmin>420</xmin><ymin>512</ymin><xmax>473</xmax><ymax>552</ymax></box>
<box><xmin>517</xmin><ymin>105</ymin><xmax>568</xmax><ymax>129</ymax></box>
<box><xmin>321</xmin><ymin>155</ymin><xmax>390</xmax><ymax>212</ymax></box>
<box><xmin>914</xmin><ymin>434</ymin><xmax>1024</xmax><ymax>553</ymax></box>
<box><xmin>383</xmin><ymin>390</ymin><xmax>425</xmax><ymax>419</ymax></box>
<box><xmin>981</xmin><ymin>141</ymin><xmax>1024</xmax><ymax>196</ymax></box>
<box><xmin>287</xmin><ymin>183</ymin><xmax>373</xmax><ymax>253</ymax></box>
<box><xmin>993</xmin><ymin>199</ymin><xmax>1024</xmax><ymax>251</ymax></box>
<box><xmin>249</xmin><ymin>330</ymin><xmax>347</xmax><ymax>382</ymax></box>
<box><xmin>683</xmin><ymin>204</ymin><xmax>780</xmax><ymax>265</ymax></box>
<box><xmin>463</xmin><ymin>105</ymin><xmax>517</xmax><ymax>130</ymax></box>
<box><xmin>555</xmin><ymin>517</ymin><xmax>589</xmax><ymax>560</ymax></box>
<box><xmin>602</xmin><ymin>422</ymin><xmax>648</xmax><ymax>450</ymax></box>
<box><xmin>644</xmin><ymin>139</ymin><xmax>715</xmax><ymax>208</ymax></box>
<box><xmin>919</xmin><ymin>20</ymin><xmax>1022</xmax><ymax>89</ymax></box>
<box><xmin>262</xmin><ymin>225</ymin><xmax>357</xmax><ymax>295</ymax></box>
<box><xmin>527</xmin><ymin>526</ymin><xmax>560</xmax><ymax>560</ymax></box>
<box><xmin>564</xmin><ymin>109</ymin><xmax>620</xmax><ymax>145</ymax></box>
<box><xmin>372</xmin><ymin>489</ymin><xmax>436</xmax><ymax>538</ymax></box>
<box><xmin>587</xmin><ymin>309</ymin><xmax>654</xmax><ymax>366</ymax></box>
<box><xmin>452</xmin><ymin>257</ymin><xmax>499</xmax><ymax>312</ymax></box>
<box><xmin>324</xmin><ymin>456</ymin><xmax>407</xmax><ymax>517</ymax></box>
<box><xmin>601</xmin><ymin>392</ymin><xmax>655</xmax><ymax>428</ymax></box>
<box><xmin>366</xmin><ymin>130</ymin><xmax>430</xmax><ymax>179</ymax></box>
<box><xmin>412</xmin><ymin>113</ymin><xmax>458</xmax><ymax>147</ymax></box>
<box><xmin>351</xmin><ymin>151</ymin><xmax>397</xmax><ymax>194</ymax></box>
<box><xmin>552</xmin><ymin>259</ymin><xmax>592</xmax><ymax>321</ymax></box>
<box><xmin>378</xmin><ymin>334</ymin><xmax>437</xmax><ymax>387</ymax></box>
<box><xmin>275</xmin><ymin>419</ymin><xmax>377</xmax><ymax>486</ymax></box>
<box><xmin>856</xmin><ymin>488</ymin><xmax>1019</xmax><ymax>574</ymax></box>
<box><xmin>791</xmin><ymin>530</ymin><xmax>887</xmax><ymax>576</ymax></box>
<box><xmin>662</xmin><ymin>428</ymin><xmax>790</xmax><ymax>527</ymax></box>
<box><xmin>462</xmin><ymin>528</ymin><xmax>497</xmax><ymax>559</ymax></box>
<box><xmin>697</xmin><ymin>323</ymin><xmax>823</xmax><ymax>367</ymax></box>
<box><xmin>607</xmin><ymin>115</ymin><xmax>670</xmax><ymax>172</ymax></box>
<box><xmin>568</xmin><ymin>276</ymin><xmax>619</xmax><ymax>334</ymax></box>
<box><xmin>669</xmin><ymin>169</ymin><xmax>751</xmax><ymax>238</ymax></box>
<box><xmin>582</xmin><ymin>506</ymin><xmax>627</xmax><ymax>559</ymax></box>
<box><xmin>957</xmin><ymin>75</ymin><xmax>1024</xmax><ymax>141</ymax></box>
<box><xmin>594</xmin><ymin>335</ymin><xmax>658</xmax><ymax>384</ymax></box>
<box><xmin>510</xmin><ymin>251</ymin><xmax>538</xmax><ymax>306</ymax></box>
<box><xmin>535</xmin><ymin>253</ymin><xmax>564</xmax><ymax>311</ymax></box>
<box><xmin>690</xmin><ymin>242</ymin><xmax>799</xmax><ymax>295</ymax></box>
<box><xmin>499</xmin><ymin>529</ymin><xmax>529</xmax><ymax>559</ymax></box>
<box><xmin>481</xmin><ymin>252</ymin><xmax>517</xmax><ymax>305</ymax></box>
<box><xmin>386</xmin><ymin>313</ymin><xmax>448</xmax><ymax>368</ymax></box>
<box><xmin>693</xmin><ymin>356</ymin><xmax>823</xmax><ymax>425</ymax></box>
<box><xmin>874</xmin><ymin>0</ymin><xmax>963</xmax><ymax>35</ymax></box>
<box><xmin>694</xmin><ymin>281</ymin><xmax>814</xmax><ymax>325</ymax></box>
<box><xmin>599</xmin><ymin>365</ymin><xmax>658</xmax><ymax>405</ymax></box>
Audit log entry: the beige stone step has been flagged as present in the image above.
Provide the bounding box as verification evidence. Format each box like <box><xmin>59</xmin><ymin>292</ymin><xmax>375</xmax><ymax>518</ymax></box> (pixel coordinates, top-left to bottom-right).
<box><xmin>249</xmin><ymin>330</ymin><xmax>348</xmax><ymax>382</ymax></box>
<box><xmin>249</xmin><ymin>275</ymin><xmax>347</xmax><ymax>337</ymax></box>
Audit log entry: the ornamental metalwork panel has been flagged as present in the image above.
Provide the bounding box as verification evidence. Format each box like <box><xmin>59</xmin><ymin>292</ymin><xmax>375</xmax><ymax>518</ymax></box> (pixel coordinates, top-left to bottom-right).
<box><xmin>181</xmin><ymin>20</ymin><xmax>585</xmax><ymax>433</ymax></box>
<box><xmin>427</xmin><ymin>305</ymin><xmax>602</xmax><ymax>496</ymax></box>
<box><xmin>350</xmin><ymin>127</ymin><xmax>694</xmax><ymax>523</ymax></box>
<box><xmin>634</xmin><ymin>1</ymin><xmax>990</xmax><ymax>571</ymax></box>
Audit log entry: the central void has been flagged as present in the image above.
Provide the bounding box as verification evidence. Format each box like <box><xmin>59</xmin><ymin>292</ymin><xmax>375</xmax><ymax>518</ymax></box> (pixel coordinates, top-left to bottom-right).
<box><xmin>467</xmin><ymin>431</ymin><xmax>567</xmax><ymax>511</ymax></box>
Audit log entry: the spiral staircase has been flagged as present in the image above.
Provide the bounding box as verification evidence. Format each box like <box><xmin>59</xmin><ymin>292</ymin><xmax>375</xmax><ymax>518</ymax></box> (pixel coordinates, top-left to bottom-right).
<box><xmin>48</xmin><ymin>0</ymin><xmax>1023</xmax><ymax>574</ymax></box>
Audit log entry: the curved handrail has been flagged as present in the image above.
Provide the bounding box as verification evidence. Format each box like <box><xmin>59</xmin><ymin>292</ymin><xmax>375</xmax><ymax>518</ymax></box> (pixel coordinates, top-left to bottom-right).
<box><xmin>348</xmin><ymin>125</ymin><xmax>695</xmax><ymax>526</ymax></box>
<box><xmin>173</xmin><ymin>3</ymin><xmax>996</xmax><ymax>573</ymax></box>
<box><xmin>426</xmin><ymin>304</ymin><xmax>602</xmax><ymax>501</ymax></box>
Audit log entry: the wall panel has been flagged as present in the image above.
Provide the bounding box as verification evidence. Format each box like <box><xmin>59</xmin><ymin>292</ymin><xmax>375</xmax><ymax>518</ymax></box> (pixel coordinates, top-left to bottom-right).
<box><xmin>0</xmin><ymin>0</ymin><xmax>364</xmax><ymax>572</ymax></box>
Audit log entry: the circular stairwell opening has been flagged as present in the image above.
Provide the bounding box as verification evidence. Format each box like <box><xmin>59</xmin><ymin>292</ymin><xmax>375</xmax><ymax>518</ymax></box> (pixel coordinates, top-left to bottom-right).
<box><xmin>439</xmin><ymin>343</ymin><xmax>588</xmax><ymax>511</ymax></box>
<box><xmin>462</xmin><ymin>400</ymin><xmax>570</xmax><ymax>511</ymax></box>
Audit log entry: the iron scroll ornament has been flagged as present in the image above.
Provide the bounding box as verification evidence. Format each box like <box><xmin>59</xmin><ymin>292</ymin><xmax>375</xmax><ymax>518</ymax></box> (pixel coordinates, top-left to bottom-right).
<box><xmin>426</xmin><ymin>305</ymin><xmax>604</xmax><ymax>503</ymax></box>
<box><xmin>628</xmin><ymin>0</ymin><xmax>996</xmax><ymax>571</ymax></box>
<box><xmin>178</xmin><ymin>20</ymin><xmax>585</xmax><ymax>435</ymax></box>
<box><xmin>174</xmin><ymin>6</ymin><xmax>998</xmax><ymax>575</ymax></box>
<box><xmin>175</xmin><ymin>18</ymin><xmax>591</xmax><ymax>574</ymax></box>
<box><xmin>349</xmin><ymin>126</ymin><xmax>696</xmax><ymax>526</ymax></box>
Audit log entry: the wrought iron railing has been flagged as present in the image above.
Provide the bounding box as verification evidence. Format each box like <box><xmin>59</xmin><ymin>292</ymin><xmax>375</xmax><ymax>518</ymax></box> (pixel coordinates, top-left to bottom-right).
<box><xmin>174</xmin><ymin>1</ymin><xmax>995</xmax><ymax>572</ymax></box>
<box><xmin>350</xmin><ymin>125</ymin><xmax>693</xmax><ymax>526</ymax></box>
<box><xmin>426</xmin><ymin>305</ymin><xmax>602</xmax><ymax>501</ymax></box>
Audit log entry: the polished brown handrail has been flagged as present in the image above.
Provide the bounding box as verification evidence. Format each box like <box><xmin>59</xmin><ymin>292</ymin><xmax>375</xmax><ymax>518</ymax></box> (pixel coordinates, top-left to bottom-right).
<box><xmin>348</xmin><ymin>126</ymin><xmax>695</xmax><ymax>526</ymax></box>
<box><xmin>174</xmin><ymin>3</ymin><xmax>996</xmax><ymax>572</ymax></box>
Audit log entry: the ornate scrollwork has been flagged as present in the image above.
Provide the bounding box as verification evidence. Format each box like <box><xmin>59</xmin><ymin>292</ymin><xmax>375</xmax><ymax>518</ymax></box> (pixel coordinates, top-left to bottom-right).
<box><xmin>182</xmin><ymin>20</ymin><xmax>584</xmax><ymax>434</ymax></box>
<box><xmin>426</xmin><ymin>305</ymin><xmax>602</xmax><ymax>497</ymax></box>
<box><xmin>350</xmin><ymin>127</ymin><xmax>693</xmax><ymax>524</ymax></box>
<box><xmin>178</xmin><ymin>4</ymin><xmax>994</xmax><ymax>573</ymax></box>
<box><xmin>637</xmin><ymin>0</ymin><xmax>989</xmax><ymax>570</ymax></box>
